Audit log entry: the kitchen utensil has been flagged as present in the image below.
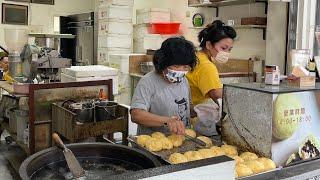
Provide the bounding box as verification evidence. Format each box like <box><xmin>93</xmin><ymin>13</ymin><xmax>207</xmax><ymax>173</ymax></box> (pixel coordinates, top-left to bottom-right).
<box><xmin>128</xmin><ymin>134</ymin><xmax>221</xmax><ymax>164</ymax></box>
<box><xmin>19</xmin><ymin>143</ymin><xmax>161</xmax><ymax>180</ymax></box>
<box><xmin>185</xmin><ymin>134</ymin><xmax>207</xmax><ymax>147</ymax></box>
<box><xmin>52</xmin><ymin>133</ymin><xmax>85</xmax><ymax>179</ymax></box>
<box><xmin>95</xmin><ymin>100</ymin><xmax>118</xmax><ymax>121</ymax></box>
<box><xmin>68</xmin><ymin>101</ymin><xmax>95</xmax><ymax>123</ymax></box>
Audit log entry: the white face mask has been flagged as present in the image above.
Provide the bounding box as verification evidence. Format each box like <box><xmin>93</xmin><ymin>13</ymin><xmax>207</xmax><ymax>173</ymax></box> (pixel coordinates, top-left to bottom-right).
<box><xmin>165</xmin><ymin>68</ymin><xmax>188</xmax><ymax>83</ymax></box>
<box><xmin>214</xmin><ymin>51</ymin><xmax>230</xmax><ymax>64</ymax></box>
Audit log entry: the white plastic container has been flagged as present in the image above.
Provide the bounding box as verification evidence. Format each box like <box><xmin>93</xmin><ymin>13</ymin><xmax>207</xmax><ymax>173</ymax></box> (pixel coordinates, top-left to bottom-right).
<box><xmin>133</xmin><ymin>24</ymin><xmax>150</xmax><ymax>39</ymax></box>
<box><xmin>4</xmin><ymin>28</ymin><xmax>28</xmax><ymax>52</ymax></box>
<box><xmin>98</xmin><ymin>5</ymin><xmax>133</xmax><ymax>20</ymax></box>
<box><xmin>61</xmin><ymin>65</ymin><xmax>119</xmax><ymax>94</ymax></box>
<box><xmin>133</xmin><ymin>39</ymin><xmax>145</xmax><ymax>53</ymax></box>
<box><xmin>62</xmin><ymin>65</ymin><xmax>118</xmax><ymax>78</ymax></box>
<box><xmin>98</xmin><ymin>48</ymin><xmax>132</xmax><ymax>62</ymax></box>
<box><xmin>108</xmin><ymin>54</ymin><xmax>144</xmax><ymax>73</ymax></box>
<box><xmin>99</xmin><ymin>19</ymin><xmax>133</xmax><ymax>35</ymax></box>
<box><xmin>61</xmin><ymin>73</ymin><xmax>119</xmax><ymax>94</ymax></box>
<box><xmin>134</xmin><ymin>34</ymin><xmax>177</xmax><ymax>52</ymax></box>
<box><xmin>136</xmin><ymin>8</ymin><xmax>171</xmax><ymax>24</ymax></box>
<box><xmin>290</xmin><ymin>49</ymin><xmax>310</xmax><ymax>71</ymax></box>
<box><xmin>98</xmin><ymin>34</ymin><xmax>132</xmax><ymax>49</ymax></box>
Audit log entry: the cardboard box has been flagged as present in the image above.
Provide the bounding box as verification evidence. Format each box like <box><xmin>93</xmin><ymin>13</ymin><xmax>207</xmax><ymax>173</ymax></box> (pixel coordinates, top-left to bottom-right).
<box><xmin>288</xmin><ymin>76</ymin><xmax>316</xmax><ymax>87</ymax></box>
<box><xmin>241</xmin><ymin>17</ymin><xmax>267</xmax><ymax>25</ymax></box>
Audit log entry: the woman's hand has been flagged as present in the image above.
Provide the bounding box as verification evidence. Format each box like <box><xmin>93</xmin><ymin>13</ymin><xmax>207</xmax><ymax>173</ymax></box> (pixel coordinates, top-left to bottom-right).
<box><xmin>166</xmin><ymin>116</ymin><xmax>185</xmax><ymax>135</ymax></box>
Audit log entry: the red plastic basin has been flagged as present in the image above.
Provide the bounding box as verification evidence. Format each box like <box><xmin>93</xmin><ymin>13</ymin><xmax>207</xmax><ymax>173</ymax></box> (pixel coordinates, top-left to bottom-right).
<box><xmin>148</xmin><ymin>23</ymin><xmax>181</xmax><ymax>34</ymax></box>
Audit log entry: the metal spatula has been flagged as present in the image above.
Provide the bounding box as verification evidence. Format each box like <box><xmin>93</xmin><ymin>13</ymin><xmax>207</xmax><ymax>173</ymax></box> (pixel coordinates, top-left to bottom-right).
<box><xmin>185</xmin><ymin>134</ymin><xmax>207</xmax><ymax>147</ymax></box>
<box><xmin>52</xmin><ymin>133</ymin><xmax>85</xmax><ymax>178</ymax></box>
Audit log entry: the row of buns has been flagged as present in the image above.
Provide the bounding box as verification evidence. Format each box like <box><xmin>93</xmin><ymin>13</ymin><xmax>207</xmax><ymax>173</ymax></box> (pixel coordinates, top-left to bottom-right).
<box><xmin>136</xmin><ymin>130</ymin><xmax>213</xmax><ymax>152</ymax></box>
<box><xmin>136</xmin><ymin>131</ymin><xmax>276</xmax><ymax>178</ymax></box>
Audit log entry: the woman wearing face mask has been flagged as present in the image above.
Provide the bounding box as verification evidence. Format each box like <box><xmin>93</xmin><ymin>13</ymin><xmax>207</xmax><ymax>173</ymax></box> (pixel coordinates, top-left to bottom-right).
<box><xmin>186</xmin><ymin>20</ymin><xmax>237</xmax><ymax>105</ymax></box>
<box><xmin>131</xmin><ymin>37</ymin><xmax>197</xmax><ymax>135</ymax></box>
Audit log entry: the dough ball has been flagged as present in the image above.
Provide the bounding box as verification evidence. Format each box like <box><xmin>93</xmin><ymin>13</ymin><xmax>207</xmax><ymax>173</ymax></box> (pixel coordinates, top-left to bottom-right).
<box><xmin>184</xmin><ymin>151</ymin><xmax>204</xmax><ymax>161</ymax></box>
<box><xmin>160</xmin><ymin>137</ymin><xmax>174</xmax><ymax>150</ymax></box>
<box><xmin>198</xmin><ymin>149</ymin><xmax>216</xmax><ymax>158</ymax></box>
<box><xmin>244</xmin><ymin>160</ymin><xmax>265</xmax><ymax>174</ymax></box>
<box><xmin>169</xmin><ymin>153</ymin><xmax>188</xmax><ymax>164</ymax></box>
<box><xmin>236</xmin><ymin>163</ymin><xmax>254</xmax><ymax>177</ymax></box>
<box><xmin>221</xmin><ymin>144</ymin><xmax>238</xmax><ymax>156</ymax></box>
<box><xmin>240</xmin><ymin>152</ymin><xmax>258</xmax><ymax>161</ymax></box>
<box><xmin>185</xmin><ymin>129</ymin><xmax>196</xmax><ymax>138</ymax></box>
<box><xmin>145</xmin><ymin>138</ymin><xmax>163</xmax><ymax>152</ymax></box>
<box><xmin>168</xmin><ymin>134</ymin><xmax>184</xmax><ymax>147</ymax></box>
<box><xmin>257</xmin><ymin>158</ymin><xmax>276</xmax><ymax>171</ymax></box>
<box><xmin>197</xmin><ymin>136</ymin><xmax>213</xmax><ymax>147</ymax></box>
<box><xmin>151</xmin><ymin>132</ymin><xmax>166</xmax><ymax>139</ymax></box>
<box><xmin>229</xmin><ymin>155</ymin><xmax>244</xmax><ymax>165</ymax></box>
<box><xmin>137</xmin><ymin>135</ymin><xmax>152</xmax><ymax>147</ymax></box>
<box><xmin>210</xmin><ymin>146</ymin><xmax>226</xmax><ymax>157</ymax></box>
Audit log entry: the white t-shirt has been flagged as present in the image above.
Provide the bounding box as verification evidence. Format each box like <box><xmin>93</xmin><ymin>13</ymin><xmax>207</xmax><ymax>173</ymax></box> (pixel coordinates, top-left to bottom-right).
<box><xmin>131</xmin><ymin>71</ymin><xmax>191</xmax><ymax>135</ymax></box>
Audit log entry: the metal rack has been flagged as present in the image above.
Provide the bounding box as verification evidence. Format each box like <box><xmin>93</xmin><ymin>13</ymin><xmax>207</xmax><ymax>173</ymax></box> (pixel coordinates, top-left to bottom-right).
<box><xmin>27</xmin><ymin>80</ymin><xmax>114</xmax><ymax>154</ymax></box>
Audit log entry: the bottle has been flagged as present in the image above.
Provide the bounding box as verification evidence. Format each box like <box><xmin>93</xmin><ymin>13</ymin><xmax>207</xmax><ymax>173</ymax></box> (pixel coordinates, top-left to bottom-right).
<box><xmin>98</xmin><ymin>89</ymin><xmax>107</xmax><ymax>100</ymax></box>
<box><xmin>308</xmin><ymin>58</ymin><xmax>316</xmax><ymax>72</ymax></box>
<box><xmin>308</xmin><ymin>57</ymin><xmax>316</xmax><ymax>77</ymax></box>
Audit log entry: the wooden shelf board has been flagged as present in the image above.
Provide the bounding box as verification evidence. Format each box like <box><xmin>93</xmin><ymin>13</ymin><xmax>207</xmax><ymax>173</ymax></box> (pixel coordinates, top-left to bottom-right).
<box><xmin>188</xmin><ymin>0</ymin><xmax>268</xmax><ymax>8</ymax></box>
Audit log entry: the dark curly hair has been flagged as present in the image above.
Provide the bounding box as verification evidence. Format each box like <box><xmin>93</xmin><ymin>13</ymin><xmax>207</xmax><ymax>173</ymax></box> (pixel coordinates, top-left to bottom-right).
<box><xmin>153</xmin><ymin>37</ymin><xmax>198</xmax><ymax>74</ymax></box>
<box><xmin>198</xmin><ymin>20</ymin><xmax>237</xmax><ymax>49</ymax></box>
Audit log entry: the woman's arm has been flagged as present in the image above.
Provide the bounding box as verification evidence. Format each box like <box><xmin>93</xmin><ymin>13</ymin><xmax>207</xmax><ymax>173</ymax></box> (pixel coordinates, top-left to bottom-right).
<box><xmin>131</xmin><ymin>108</ymin><xmax>185</xmax><ymax>134</ymax></box>
<box><xmin>207</xmin><ymin>88</ymin><xmax>222</xmax><ymax>104</ymax></box>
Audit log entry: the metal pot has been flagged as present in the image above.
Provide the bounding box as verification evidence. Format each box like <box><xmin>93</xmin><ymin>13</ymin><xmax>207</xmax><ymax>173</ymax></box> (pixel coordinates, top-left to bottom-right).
<box><xmin>19</xmin><ymin>143</ymin><xmax>161</xmax><ymax>180</ymax></box>
<box><xmin>95</xmin><ymin>101</ymin><xmax>118</xmax><ymax>121</ymax></box>
<box><xmin>64</xmin><ymin>100</ymin><xmax>94</xmax><ymax>123</ymax></box>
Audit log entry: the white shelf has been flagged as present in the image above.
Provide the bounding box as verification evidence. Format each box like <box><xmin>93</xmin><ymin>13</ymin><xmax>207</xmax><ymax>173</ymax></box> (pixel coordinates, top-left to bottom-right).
<box><xmin>188</xmin><ymin>0</ymin><xmax>268</xmax><ymax>8</ymax></box>
<box><xmin>28</xmin><ymin>33</ymin><xmax>75</xmax><ymax>39</ymax></box>
<box><xmin>234</xmin><ymin>25</ymin><xmax>267</xmax><ymax>29</ymax></box>
<box><xmin>188</xmin><ymin>25</ymin><xmax>266</xmax><ymax>30</ymax></box>
<box><xmin>188</xmin><ymin>26</ymin><xmax>205</xmax><ymax>29</ymax></box>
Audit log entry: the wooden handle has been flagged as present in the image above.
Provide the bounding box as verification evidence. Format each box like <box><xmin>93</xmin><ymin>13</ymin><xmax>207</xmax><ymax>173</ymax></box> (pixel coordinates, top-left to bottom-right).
<box><xmin>52</xmin><ymin>133</ymin><xmax>65</xmax><ymax>149</ymax></box>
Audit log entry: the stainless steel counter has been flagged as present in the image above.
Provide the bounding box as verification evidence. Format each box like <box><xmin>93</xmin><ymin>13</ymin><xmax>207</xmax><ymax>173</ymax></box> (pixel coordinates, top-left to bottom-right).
<box><xmin>224</xmin><ymin>82</ymin><xmax>320</xmax><ymax>94</ymax></box>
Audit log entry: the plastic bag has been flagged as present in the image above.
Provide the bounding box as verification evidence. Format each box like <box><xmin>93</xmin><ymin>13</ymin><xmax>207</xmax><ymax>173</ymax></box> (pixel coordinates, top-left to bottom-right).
<box><xmin>194</xmin><ymin>100</ymin><xmax>221</xmax><ymax>136</ymax></box>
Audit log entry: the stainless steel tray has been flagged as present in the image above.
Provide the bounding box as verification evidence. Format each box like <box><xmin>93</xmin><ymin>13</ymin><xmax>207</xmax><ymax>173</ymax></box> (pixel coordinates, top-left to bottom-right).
<box><xmin>128</xmin><ymin>135</ymin><xmax>207</xmax><ymax>164</ymax></box>
<box><xmin>237</xmin><ymin>167</ymin><xmax>281</xmax><ymax>180</ymax></box>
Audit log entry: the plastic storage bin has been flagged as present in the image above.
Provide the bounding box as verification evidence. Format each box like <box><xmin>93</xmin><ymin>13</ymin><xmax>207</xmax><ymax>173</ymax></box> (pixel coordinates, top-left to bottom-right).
<box><xmin>149</xmin><ymin>23</ymin><xmax>181</xmax><ymax>34</ymax></box>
